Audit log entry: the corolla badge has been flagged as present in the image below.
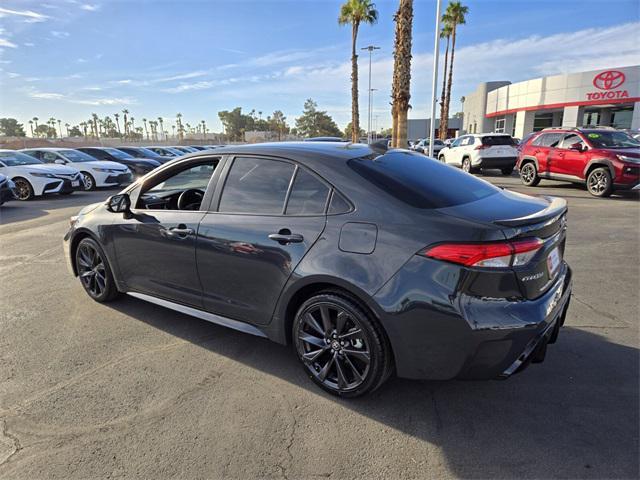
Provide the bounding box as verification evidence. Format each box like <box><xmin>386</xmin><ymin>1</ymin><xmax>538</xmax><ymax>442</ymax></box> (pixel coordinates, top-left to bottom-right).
<box><xmin>522</xmin><ymin>272</ymin><xmax>544</xmax><ymax>282</ymax></box>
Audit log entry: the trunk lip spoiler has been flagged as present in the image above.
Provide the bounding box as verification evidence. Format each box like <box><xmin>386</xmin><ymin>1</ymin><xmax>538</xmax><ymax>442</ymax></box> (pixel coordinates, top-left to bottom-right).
<box><xmin>494</xmin><ymin>196</ymin><xmax>567</xmax><ymax>227</ymax></box>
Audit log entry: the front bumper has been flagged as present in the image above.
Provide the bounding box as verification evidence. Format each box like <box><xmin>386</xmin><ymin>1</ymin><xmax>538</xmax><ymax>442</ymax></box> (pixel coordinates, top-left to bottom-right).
<box><xmin>43</xmin><ymin>177</ymin><xmax>83</xmax><ymax>194</ymax></box>
<box><xmin>104</xmin><ymin>171</ymin><xmax>133</xmax><ymax>185</ymax></box>
<box><xmin>0</xmin><ymin>184</ymin><xmax>17</xmax><ymax>203</ymax></box>
<box><xmin>373</xmin><ymin>256</ymin><xmax>573</xmax><ymax>380</ymax></box>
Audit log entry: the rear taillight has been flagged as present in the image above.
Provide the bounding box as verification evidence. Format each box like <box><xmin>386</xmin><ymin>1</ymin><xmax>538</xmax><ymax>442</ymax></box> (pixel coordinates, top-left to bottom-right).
<box><xmin>474</xmin><ymin>144</ymin><xmax>490</xmax><ymax>150</ymax></box>
<box><xmin>421</xmin><ymin>238</ymin><xmax>543</xmax><ymax>268</ymax></box>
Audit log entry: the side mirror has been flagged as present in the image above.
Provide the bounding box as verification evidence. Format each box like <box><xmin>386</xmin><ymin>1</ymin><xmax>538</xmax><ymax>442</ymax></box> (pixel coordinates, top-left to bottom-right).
<box><xmin>106</xmin><ymin>193</ymin><xmax>131</xmax><ymax>214</ymax></box>
<box><xmin>54</xmin><ymin>158</ymin><xmax>66</xmax><ymax>164</ymax></box>
<box><xmin>569</xmin><ymin>142</ymin><xmax>584</xmax><ymax>152</ymax></box>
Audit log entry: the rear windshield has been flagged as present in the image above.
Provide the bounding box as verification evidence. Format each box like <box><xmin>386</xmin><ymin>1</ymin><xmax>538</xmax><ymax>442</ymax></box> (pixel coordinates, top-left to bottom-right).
<box><xmin>348</xmin><ymin>151</ymin><xmax>500</xmax><ymax>209</ymax></box>
<box><xmin>481</xmin><ymin>135</ymin><xmax>514</xmax><ymax>146</ymax></box>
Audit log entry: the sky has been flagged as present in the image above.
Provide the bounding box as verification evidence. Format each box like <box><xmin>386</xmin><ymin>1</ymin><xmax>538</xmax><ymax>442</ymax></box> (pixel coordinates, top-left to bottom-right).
<box><xmin>0</xmin><ymin>0</ymin><xmax>639</xmax><ymax>134</ymax></box>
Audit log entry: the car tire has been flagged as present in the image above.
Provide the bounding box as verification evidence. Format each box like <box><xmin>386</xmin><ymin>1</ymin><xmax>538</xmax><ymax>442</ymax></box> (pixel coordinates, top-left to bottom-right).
<box><xmin>13</xmin><ymin>177</ymin><xmax>34</xmax><ymax>201</ymax></box>
<box><xmin>293</xmin><ymin>293</ymin><xmax>393</xmax><ymax>398</ymax></box>
<box><xmin>586</xmin><ymin>167</ymin><xmax>613</xmax><ymax>197</ymax></box>
<box><xmin>519</xmin><ymin>162</ymin><xmax>540</xmax><ymax>186</ymax></box>
<box><xmin>438</xmin><ymin>155</ymin><xmax>446</xmax><ymax>163</ymax></box>
<box><xmin>462</xmin><ymin>157</ymin><xmax>472</xmax><ymax>173</ymax></box>
<box><xmin>501</xmin><ymin>167</ymin><xmax>514</xmax><ymax>176</ymax></box>
<box><xmin>81</xmin><ymin>172</ymin><xmax>96</xmax><ymax>191</ymax></box>
<box><xmin>59</xmin><ymin>191</ymin><xmax>74</xmax><ymax>195</ymax></box>
<box><xmin>75</xmin><ymin>237</ymin><xmax>119</xmax><ymax>302</ymax></box>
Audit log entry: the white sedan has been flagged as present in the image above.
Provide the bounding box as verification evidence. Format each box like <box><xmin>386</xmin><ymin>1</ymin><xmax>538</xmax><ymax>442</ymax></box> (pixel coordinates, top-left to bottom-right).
<box><xmin>20</xmin><ymin>148</ymin><xmax>132</xmax><ymax>191</ymax></box>
<box><xmin>0</xmin><ymin>150</ymin><xmax>84</xmax><ymax>200</ymax></box>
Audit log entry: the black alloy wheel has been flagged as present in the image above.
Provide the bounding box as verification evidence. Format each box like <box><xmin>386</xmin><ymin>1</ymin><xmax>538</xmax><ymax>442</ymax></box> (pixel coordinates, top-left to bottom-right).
<box><xmin>13</xmin><ymin>178</ymin><xmax>34</xmax><ymax>200</ymax></box>
<box><xmin>75</xmin><ymin>238</ymin><xmax>118</xmax><ymax>302</ymax></box>
<box><xmin>520</xmin><ymin>162</ymin><xmax>540</xmax><ymax>186</ymax></box>
<box><xmin>294</xmin><ymin>294</ymin><xmax>392</xmax><ymax>397</ymax></box>
<box><xmin>586</xmin><ymin>167</ymin><xmax>613</xmax><ymax>197</ymax></box>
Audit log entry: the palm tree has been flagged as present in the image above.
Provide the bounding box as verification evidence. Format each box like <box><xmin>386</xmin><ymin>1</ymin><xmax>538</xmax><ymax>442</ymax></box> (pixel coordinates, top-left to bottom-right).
<box><xmin>142</xmin><ymin>118</ymin><xmax>149</xmax><ymax>140</ymax></box>
<box><xmin>391</xmin><ymin>0</ymin><xmax>413</xmax><ymax>147</ymax></box>
<box><xmin>28</xmin><ymin>120</ymin><xmax>34</xmax><ymax>137</ymax></box>
<box><xmin>114</xmin><ymin>113</ymin><xmax>121</xmax><ymax>137</ymax></box>
<box><xmin>64</xmin><ymin>123</ymin><xmax>70</xmax><ymax>137</ymax></box>
<box><xmin>201</xmin><ymin>120</ymin><xmax>207</xmax><ymax>140</ymax></box>
<box><xmin>338</xmin><ymin>0</ymin><xmax>378</xmax><ymax>143</ymax></box>
<box><xmin>440</xmin><ymin>1</ymin><xmax>468</xmax><ymax>139</ymax></box>
<box><xmin>122</xmin><ymin>109</ymin><xmax>129</xmax><ymax>138</ymax></box>
<box><xmin>438</xmin><ymin>21</ymin><xmax>453</xmax><ymax>140</ymax></box>
<box><xmin>157</xmin><ymin>117</ymin><xmax>164</xmax><ymax>141</ymax></box>
<box><xmin>176</xmin><ymin>113</ymin><xmax>184</xmax><ymax>141</ymax></box>
<box><xmin>91</xmin><ymin>113</ymin><xmax>99</xmax><ymax>139</ymax></box>
<box><xmin>57</xmin><ymin>119</ymin><xmax>63</xmax><ymax>138</ymax></box>
<box><xmin>80</xmin><ymin>122</ymin><xmax>87</xmax><ymax>137</ymax></box>
<box><xmin>32</xmin><ymin>117</ymin><xmax>39</xmax><ymax>131</ymax></box>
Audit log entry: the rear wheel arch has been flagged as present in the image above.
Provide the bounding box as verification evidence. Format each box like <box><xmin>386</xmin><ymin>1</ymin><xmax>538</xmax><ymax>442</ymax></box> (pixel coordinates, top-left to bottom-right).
<box><xmin>519</xmin><ymin>156</ymin><xmax>539</xmax><ymax>171</ymax></box>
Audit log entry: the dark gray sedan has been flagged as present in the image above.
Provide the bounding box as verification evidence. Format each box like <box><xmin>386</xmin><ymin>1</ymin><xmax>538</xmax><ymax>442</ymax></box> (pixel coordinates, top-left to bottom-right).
<box><xmin>64</xmin><ymin>142</ymin><xmax>572</xmax><ymax>397</ymax></box>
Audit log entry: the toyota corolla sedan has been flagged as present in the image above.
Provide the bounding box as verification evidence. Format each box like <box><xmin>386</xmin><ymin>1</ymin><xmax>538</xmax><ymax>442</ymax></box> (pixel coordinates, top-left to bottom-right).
<box><xmin>64</xmin><ymin>142</ymin><xmax>572</xmax><ymax>397</ymax></box>
<box><xmin>0</xmin><ymin>149</ymin><xmax>83</xmax><ymax>200</ymax></box>
<box><xmin>76</xmin><ymin>147</ymin><xmax>160</xmax><ymax>180</ymax></box>
<box><xmin>21</xmin><ymin>148</ymin><xmax>132</xmax><ymax>191</ymax></box>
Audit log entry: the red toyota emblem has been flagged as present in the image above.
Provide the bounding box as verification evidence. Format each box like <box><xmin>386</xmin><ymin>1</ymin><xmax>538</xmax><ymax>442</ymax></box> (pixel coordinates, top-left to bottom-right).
<box><xmin>593</xmin><ymin>70</ymin><xmax>625</xmax><ymax>90</ymax></box>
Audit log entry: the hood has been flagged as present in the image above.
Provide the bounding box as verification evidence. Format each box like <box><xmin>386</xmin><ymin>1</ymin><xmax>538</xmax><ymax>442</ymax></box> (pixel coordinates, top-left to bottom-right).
<box><xmin>22</xmin><ymin>163</ymin><xmax>80</xmax><ymax>175</ymax></box>
<box><xmin>78</xmin><ymin>202</ymin><xmax>103</xmax><ymax>216</ymax></box>
<box><xmin>607</xmin><ymin>148</ymin><xmax>640</xmax><ymax>161</ymax></box>
<box><xmin>129</xmin><ymin>158</ymin><xmax>160</xmax><ymax>167</ymax></box>
<box><xmin>79</xmin><ymin>160</ymin><xmax>129</xmax><ymax>171</ymax></box>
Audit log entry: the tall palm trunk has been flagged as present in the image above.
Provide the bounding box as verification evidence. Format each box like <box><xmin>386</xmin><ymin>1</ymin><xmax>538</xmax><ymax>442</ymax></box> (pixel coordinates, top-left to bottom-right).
<box><xmin>391</xmin><ymin>0</ymin><xmax>413</xmax><ymax>148</ymax></box>
<box><xmin>441</xmin><ymin>26</ymin><xmax>457</xmax><ymax>139</ymax></box>
<box><xmin>350</xmin><ymin>23</ymin><xmax>360</xmax><ymax>143</ymax></box>
<box><xmin>438</xmin><ymin>36</ymin><xmax>450</xmax><ymax>140</ymax></box>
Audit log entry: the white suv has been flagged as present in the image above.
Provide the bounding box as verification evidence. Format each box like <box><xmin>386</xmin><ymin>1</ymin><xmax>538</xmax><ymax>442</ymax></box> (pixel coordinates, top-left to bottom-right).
<box><xmin>438</xmin><ymin>133</ymin><xmax>518</xmax><ymax>175</ymax></box>
<box><xmin>0</xmin><ymin>150</ymin><xmax>83</xmax><ymax>200</ymax></box>
<box><xmin>21</xmin><ymin>148</ymin><xmax>132</xmax><ymax>191</ymax></box>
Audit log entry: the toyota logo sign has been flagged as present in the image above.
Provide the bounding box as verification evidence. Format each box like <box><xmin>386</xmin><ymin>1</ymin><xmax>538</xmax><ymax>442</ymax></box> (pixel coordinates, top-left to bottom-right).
<box><xmin>593</xmin><ymin>70</ymin><xmax>626</xmax><ymax>90</ymax></box>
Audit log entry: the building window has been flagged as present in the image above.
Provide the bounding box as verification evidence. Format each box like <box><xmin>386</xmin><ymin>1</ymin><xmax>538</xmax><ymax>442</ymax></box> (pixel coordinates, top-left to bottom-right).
<box><xmin>494</xmin><ymin>118</ymin><xmax>505</xmax><ymax>133</ymax></box>
<box><xmin>533</xmin><ymin>112</ymin><xmax>554</xmax><ymax>131</ymax></box>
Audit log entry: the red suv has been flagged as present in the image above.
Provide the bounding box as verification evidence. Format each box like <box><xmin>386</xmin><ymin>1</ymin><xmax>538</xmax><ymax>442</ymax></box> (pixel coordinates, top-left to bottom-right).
<box><xmin>517</xmin><ymin>128</ymin><xmax>640</xmax><ymax>197</ymax></box>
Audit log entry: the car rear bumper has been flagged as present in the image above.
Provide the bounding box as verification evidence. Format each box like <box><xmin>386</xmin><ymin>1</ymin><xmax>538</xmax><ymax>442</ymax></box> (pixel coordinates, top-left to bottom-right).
<box><xmin>373</xmin><ymin>256</ymin><xmax>572</xmax><ymax>380</ymax></box>
<box><xmin>476</xmin><ymin>156</ymin><xmax>518</xmax><ymax>168</ymax></box>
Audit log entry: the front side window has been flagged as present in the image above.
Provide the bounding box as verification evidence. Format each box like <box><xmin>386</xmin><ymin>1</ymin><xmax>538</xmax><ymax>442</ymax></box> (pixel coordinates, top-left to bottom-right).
<box><xmin>559</xmin><ymin>134</ymin><xmax>585</xmax><ymax>150</ymax></box>
<box><xmin>137</xmin><ymin>160</ymin><xmax>218</xmax><ymax>210</ymax></box>
<box><xmin>0</xmin><ymin>151</ymin><xmax>43</xmax><ymax>166</ymax></box>
<box><xmin>42</xmin><ymin>152</ymin><xmax>60</xmax><ymax>162</ymax></box>
<box><xmin>104</xmin><ymin>148</ymin><xmax>134</xmax><ymax>160</ymax></box>
<box><xmin>285</xmin><ymin>168</ymin><xmax>330</xmax><ymax>215</ymax></box>
<box><xmin>219</xmin><ymin>157</ymin><xmax>295</xmax><ymax>214</ymax></box>
<box><xmin>583</xmin><ymin>131</ymin><xmax>640</xmax><ymax>149</ymax></box>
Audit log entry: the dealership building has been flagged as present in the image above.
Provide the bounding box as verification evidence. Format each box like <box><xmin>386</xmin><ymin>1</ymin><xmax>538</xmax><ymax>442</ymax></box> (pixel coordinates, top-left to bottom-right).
<box><xmin>462</xmin><ymin>65</ymin><xmax>639</xmax><ymax>138</ymax></box>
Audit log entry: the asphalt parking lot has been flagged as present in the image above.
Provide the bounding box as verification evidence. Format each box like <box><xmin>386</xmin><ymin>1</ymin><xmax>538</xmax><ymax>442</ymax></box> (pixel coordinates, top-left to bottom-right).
<box><xmin>0</xmin><ymin>177</ymin><xmax>638</xmax><ymax>479</ymax></box>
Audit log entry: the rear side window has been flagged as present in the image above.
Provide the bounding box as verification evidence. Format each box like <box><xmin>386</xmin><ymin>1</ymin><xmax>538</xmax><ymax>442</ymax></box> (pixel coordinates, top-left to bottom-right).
<box><xmin>348</xmin><ymin>151</ymin><xmax>500</xmax><ymax>209</ymax></box>
<box><xmin>219</xmin><ymin>157</ymin><xmax>295</xmax><ymax>214</ymax></box>
<box><xmin>559</xmin><ymin>134</ymin><xmax>585</xmax><ymax>149</ymax></box>
<box><xmin>328</xmin><ymin>191</ymin><xmax>351</xmax><ymax>214</ymax></box>
<box><xmin>481</xmin><ymin>135</ymin><xmax>513</xmax><ymax>146</ymax></box>
<box><xmin>285</xmin><ymin>168</ymin><xmax>330</xmax><ymax>215</ymax></box>
<box><xmin>532</xmin><ymin>133</ymin><xmax>562</xmax><ymax>147</ymax></box>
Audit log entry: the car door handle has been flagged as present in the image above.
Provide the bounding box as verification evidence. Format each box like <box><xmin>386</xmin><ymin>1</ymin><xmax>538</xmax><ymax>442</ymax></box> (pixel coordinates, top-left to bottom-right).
<box><xmin>166</xmin><ymin>225</ymin><xmax>194</xmax><ymax>238</ymax></box>
<box><xmin>269</xmin><ymin>229</ymin><xmax>304</xmax><ymax>244</ymax></box>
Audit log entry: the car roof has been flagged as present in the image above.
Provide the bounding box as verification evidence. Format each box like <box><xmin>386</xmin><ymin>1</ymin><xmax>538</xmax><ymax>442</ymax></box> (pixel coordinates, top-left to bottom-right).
<box><xmin>20</xmin><ymin>147</ymin><xmax>73</xmax><ymax>151</ymax></box>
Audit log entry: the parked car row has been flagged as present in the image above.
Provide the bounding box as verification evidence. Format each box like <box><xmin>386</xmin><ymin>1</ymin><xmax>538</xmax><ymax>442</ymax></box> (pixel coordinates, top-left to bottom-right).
<box><xmin>0</xmin><ymin>145</ymin><xmax>223</xmax><ymax>203</ymax></box>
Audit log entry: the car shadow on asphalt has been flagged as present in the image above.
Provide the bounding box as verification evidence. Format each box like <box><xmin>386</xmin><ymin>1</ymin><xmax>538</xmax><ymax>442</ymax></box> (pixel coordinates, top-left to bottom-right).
<box><xmin>0</xmin><ymin>188</ymin><xmax>117</xmax><ymax>225</ymax></box>
<box><xmin>106</xmin><ymin>296</ymin><xmax>639</xmax><ymax>479</ymax></box>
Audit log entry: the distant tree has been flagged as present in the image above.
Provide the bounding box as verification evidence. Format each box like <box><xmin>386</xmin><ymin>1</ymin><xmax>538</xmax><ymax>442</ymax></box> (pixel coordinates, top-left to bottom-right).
<box><xmin>69</xmin><ymin>125</ymin><xmax>83</xmax><ymax>137</ymax></box>
<box><xmin>64</xmin><ymin>123</ymin><xmax>70</xmax><ymax>137</ymax></box>
<box><xmin>218</xmin><ymin>107</ymin><xmax>250</xmax><ymax>141</ymax></box>
<box><xmin>338</xmin><ymin>0</ymin><xmax>378</xmax><ymax>142</ymax></box>
<box><xmin>122</xmin><ymin>109</ymin><xmax>130</xmax><ymax>138</ymax></box>
<box><xmin>0</xmin><ymin>118</ymin><xmax>26</xmax><ymax>137</ymax></box>
<box><xmin>344</xmin><ymin>122</ymin><xmax>364</xmax><ymax>140</ymax></box>
<box><xmin>295</xmin><ymin>99</ymin><xmax>342</xmax><ymax>138</ymax></box>
<box><xmin>91</xmin><ymin>113</ymin><xmax>99</xmax><ymax>139</ymax></box>
<box><xmin>158</xmin><ymin>117</ymin><xmax>165</xmax><ymax>140</ymax></box>
<box><xmin>269</xmin><ymin>110</ymin><xmax>289</xmax><ymax>140</ymax></box>
<box><xmin>114</xmin><ymin>113</ymin><xmax>121</xmax><ymax>136</ymax></box>
<box><xmin>379</xmin><ymin>127</ymin><xmax>393</xmax><ymax>138</ymax></box>
<box><xmin>35</xmin><ymin>124</ymin><xmax>56</xmax><ymax>138</ymax></box>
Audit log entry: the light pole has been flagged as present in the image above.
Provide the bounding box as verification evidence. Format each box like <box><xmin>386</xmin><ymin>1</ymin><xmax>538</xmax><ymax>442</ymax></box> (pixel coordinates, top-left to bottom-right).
<box><xmin>370</xmin><ymin>88</ymin><xmax>378</xmax><ymax>142</ymax></box>
<box><xmin>361</xmin><ymin>45</ymin><xmax>380</xmax><ymax>143</ymax></box>
<box><xmin>428</xmin><ymin>0</ymin><xmax>442</xmax><ymax>157</ymax></box>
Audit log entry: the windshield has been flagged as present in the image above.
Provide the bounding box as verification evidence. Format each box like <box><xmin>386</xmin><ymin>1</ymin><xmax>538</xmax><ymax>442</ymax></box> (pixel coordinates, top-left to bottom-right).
<box><xmin>584</xmin><ymin>131</ymin><xmax>640</xmax><ymax>149</ymax></box>
<box><xmin>104</xmin><ymin>148</ymin><xmax>134</xmax><ymax>159</ymax></box>
<box><xmin>137</xmin><ymin>147</ymin><xmax>160</xmax><ymax>157</ymax></box>
<box><xmin>348</xmin><ymin>151</ymin><xmax>500</xmax><ymax>209</ymax></box>
<box><xmin>0</xmin><ymin>151</ymin><xmax>43</xmax><ymax>166</ymax></box>
<box><xmin>59</xmin><ymin>149</ymin><xmax>97</xmax><ymax>162</ymax></box>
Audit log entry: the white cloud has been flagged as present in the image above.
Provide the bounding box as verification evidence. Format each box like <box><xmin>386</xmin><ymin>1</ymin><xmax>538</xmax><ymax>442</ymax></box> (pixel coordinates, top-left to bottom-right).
<box><xmin>51</xmin><ymin>31</ymin><xmax>70</xmax><ymax>38</ymax></box>
<box><xmin>80</xmin><ymin>4</ymin><xmax>101</xmax><ymax>11</ymax></box>
<box><xmin>30</xmin><ymin>92</ymin><xmax>65</xmax><ymax>100</ymax></box>
<box><xmin>73</xmin><ymin>97</ymin><xmax>135</xmax><ymax>106</ymax></box>
<box><xmin>24</xmin><ymin>42</ymin><xmax>35</xmax><ymax>47</ymax></box>
<box><xmin>0</xmin><ymin>7</ymin><xmax>49</xmax><ymax>23</ymax></box>
<box><xmin>6</xmin><ymin>72</ymin><xmax>20</xmax><ymax>78</ymax></box>
<box><xmin>0</xmin><ymin>38</ymin><xmax>17</xmax><ymax>48</ymax></box>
